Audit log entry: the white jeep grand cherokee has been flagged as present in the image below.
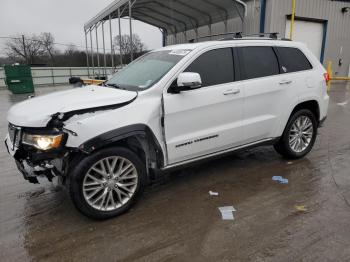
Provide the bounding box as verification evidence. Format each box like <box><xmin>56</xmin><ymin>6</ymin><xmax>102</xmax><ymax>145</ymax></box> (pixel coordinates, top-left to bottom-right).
<box><xmin>5</xmin><ymin>39</ymin><xmax>329</xmax><ymax>219</ymax></box>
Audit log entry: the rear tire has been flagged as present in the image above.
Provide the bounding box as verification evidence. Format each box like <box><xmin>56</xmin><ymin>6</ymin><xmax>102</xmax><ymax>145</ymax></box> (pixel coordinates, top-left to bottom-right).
<box><xmin>69</xmin><ymin>147</ymin><xmax>146</xmax><ymax>219</ymax></box>
<box><xmin>274</xmin><ymin>109</ymin><xmax>317</xmax><ymax>159</ymax></box>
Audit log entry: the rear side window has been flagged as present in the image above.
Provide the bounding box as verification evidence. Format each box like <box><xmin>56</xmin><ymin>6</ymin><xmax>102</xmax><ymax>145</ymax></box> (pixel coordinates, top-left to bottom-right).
<box><xmin>184</xmin><ymin>48</ymin><xmax>234</xmax><ymax>87</ymax></box>
<box><xmin>276</xmin><ymin>47</ymin><xmax>313</xmax><ymax>73</ymax></box>
<box><xmin>238</xmin><ymin>46</ymin><xmax>279</xmax><ymax>80</ymax></box>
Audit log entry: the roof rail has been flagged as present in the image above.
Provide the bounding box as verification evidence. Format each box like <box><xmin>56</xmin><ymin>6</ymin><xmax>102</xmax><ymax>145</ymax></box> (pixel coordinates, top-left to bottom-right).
<box><xmin>188</xmin><ymin>32</ymin><xmax>290</xmax><ymax>43</ymax></box>
<box><xmin>188</xmin><ymin>31</ymin><xmax>243</xmax><ymax>42</ymax></box>
<box><xmin>222</xmin><ymin>32</ymin><xmax>297</xmax><ymax>42</ymax></box>
<box><xmin>219</xmin><ymin>32</ymin><xmax>280</xmax><ymax>40</ymax></box>
<box><xmin>243</xmin><ymin>32</ymin><xmax>279</xmax><ymax>39</ymax></box>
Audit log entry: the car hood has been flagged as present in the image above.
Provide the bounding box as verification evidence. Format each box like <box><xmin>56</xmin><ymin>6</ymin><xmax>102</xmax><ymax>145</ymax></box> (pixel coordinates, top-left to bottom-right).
<box><xmin>7</xmin><ymin>86</ymin><xmax>137</xmax><ymax>127</ymax></box>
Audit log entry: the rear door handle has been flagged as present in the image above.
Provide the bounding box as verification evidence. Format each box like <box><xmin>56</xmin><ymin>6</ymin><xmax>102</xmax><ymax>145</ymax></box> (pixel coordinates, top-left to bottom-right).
<box><xmin>279</xmin><ymin>80</ymin><xmax>293</xmax><ymax>85</ymax></box>
<box><xmin>223</xmin><ymin>89</ymin><xmax>240</xmax><ymax>95</ymax></box>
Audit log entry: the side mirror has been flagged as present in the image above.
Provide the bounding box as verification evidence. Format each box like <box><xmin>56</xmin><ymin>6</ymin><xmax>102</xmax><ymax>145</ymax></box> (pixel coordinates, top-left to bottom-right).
<box><xmin>168</xmin><ymin>72</ymin><xmax>202</xmax><ymax>93</ymax></box>
<box><xmin>177</xmin><ymin>72</ymin><xmax>202</xmax><ymax>89</ymax></box>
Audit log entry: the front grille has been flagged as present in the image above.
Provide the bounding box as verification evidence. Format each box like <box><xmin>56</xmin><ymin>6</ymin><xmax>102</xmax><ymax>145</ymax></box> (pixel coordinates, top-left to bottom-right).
<box><xmin>8</xmin><ymin>123</ymin><xmax>21</xmax><ymax>148</ymax></box>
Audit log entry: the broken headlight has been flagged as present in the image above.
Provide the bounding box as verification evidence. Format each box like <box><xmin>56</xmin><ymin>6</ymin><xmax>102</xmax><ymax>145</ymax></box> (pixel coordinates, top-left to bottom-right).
<box><xmin>22</xmin><ymin>133</ymin><xmax>64</xmax><ymax>151</ymax></box>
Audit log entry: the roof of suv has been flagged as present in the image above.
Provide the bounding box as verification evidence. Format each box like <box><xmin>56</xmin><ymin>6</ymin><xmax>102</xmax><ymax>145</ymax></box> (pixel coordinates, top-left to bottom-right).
<box><xmin>158</xmin><ymin>39</ymin><xmax>306</xmax><ymax>52</ymax></box>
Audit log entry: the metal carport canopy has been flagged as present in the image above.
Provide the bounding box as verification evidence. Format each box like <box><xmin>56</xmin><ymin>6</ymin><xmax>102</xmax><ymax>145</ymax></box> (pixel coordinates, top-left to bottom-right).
<box><xmin>84</xmin><ymin>0</ymin><xmax>247</xmax><ymax>34</ymax></box>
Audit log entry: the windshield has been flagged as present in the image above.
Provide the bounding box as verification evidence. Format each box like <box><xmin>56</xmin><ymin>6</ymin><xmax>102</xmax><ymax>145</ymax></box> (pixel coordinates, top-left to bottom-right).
<box><xmin>106</xmin><ymin>50</ymin><xmax>191</xmax><ymax>91</ymax></box>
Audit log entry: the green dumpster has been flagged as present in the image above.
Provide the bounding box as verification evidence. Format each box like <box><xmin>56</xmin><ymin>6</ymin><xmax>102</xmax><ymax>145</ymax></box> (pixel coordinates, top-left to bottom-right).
<box><xmin>4</xmin><ymin>65</ymin><xmax>34</xmax><ymax>94</ymax></box>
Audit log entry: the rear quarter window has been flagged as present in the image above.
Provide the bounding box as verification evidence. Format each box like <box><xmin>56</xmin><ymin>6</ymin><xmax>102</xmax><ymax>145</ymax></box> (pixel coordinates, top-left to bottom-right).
<box><xmin>276</xmin><ymin>47</ymin><xmax>313</xmax><ymax>73</ymax></box>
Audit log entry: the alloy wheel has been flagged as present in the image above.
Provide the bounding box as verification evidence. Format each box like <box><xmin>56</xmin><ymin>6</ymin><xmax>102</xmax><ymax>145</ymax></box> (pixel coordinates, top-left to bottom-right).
<box><xmin>82</xmin><ymin>156</ymin><xmax>138</xmax><ymax>211</ymax></box>
<box><xmin>288</xmin><ymin>115</ymin><xmax>314</xmax><ymax>153</ymax></box>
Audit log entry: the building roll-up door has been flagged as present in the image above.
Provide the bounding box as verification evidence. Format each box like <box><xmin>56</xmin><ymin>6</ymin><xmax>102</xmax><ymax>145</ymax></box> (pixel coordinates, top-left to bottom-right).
<box><xmin>285</xmin><ymin>19</ymin><xmax>324</xmax><ymax>61</ymax></box>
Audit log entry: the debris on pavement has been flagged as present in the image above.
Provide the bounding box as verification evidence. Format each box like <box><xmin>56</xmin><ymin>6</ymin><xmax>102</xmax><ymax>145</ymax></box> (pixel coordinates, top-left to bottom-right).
<box><xmin>287</xmin><ymin>161</ymin><xmax>293</xmax><ymax>165</ymax></box>
<box><xmin>218</xmin><ymin>206</ymin><xmax>236</xmax><ymax>220</ymax></box>
<box><xmin>295</xmin><ymin>205</ymin><xmax>308</xmax><ymax>212</ymax></box>
<box><xmin>272</xmin><ymin>176</ymin><xmax>289</xmax><ymax>184</ymax></box>
<box><xmin>272</xmin><ymin>176</ymin><xmax>282</xmax><ymax>180</ymax></box>
<box><xmin>279</xmin><ymin>178</ymin><xmax>289</xmax><ymax>184</ymax></box>
<box><xmin>209</xmin><ymin>190</ymin><xmax>219</xmax><ymax>196</ymax></box>
<box><xmin>337</xmin><ymin>101</ymin><xmax>348</xmax><ymax>106</ymax></box>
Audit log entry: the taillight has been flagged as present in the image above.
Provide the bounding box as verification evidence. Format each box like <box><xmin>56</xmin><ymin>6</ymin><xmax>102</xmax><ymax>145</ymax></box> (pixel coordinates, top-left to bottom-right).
<box><xmin>324</xmin><ymin>72</ymin><xmax>330</xmax><ymax>83</ymax></box>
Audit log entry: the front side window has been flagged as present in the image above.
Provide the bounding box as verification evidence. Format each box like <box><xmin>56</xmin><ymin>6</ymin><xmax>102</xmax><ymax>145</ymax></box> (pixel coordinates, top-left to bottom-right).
<box><xmin>106</xmin><ymin>50</ymin><xmax>190</xmax><ymax>91</ymax></box>
<box><xmin>238</xmin><ymin>46</ymin><xmax>279</xmax><ymax>80</ymax></box>
<box><xmin>276</xmin><ymin>47</ymin><xmax>313</xmax><ymax>73</ymax></box>
<box><xmin>184</xmin><ymin>48</ymin><xmax>234</xmax><ymax>87</ymax></box>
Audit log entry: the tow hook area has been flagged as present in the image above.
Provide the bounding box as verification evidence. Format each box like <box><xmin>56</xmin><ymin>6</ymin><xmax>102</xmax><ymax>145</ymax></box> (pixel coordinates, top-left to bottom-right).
<box><xmin>16</xmin><ymin>159</ymin><xmax>57</xmax><ymax>184</ymax></box>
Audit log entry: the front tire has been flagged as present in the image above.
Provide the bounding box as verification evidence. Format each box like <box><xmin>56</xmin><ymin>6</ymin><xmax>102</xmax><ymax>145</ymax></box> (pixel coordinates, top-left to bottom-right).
<box><xmin>69</xmin><ymin>147</ymin><xmax>146</xmax><ymax>219</ymax></box>
<box><xmin>274</xmin><ymin>109</ymin><xmax>317</xmax><ymax>159</ymax></box>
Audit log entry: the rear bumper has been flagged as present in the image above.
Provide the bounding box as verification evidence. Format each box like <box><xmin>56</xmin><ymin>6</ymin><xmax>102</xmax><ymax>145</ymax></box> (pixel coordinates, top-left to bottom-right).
<box><xmin>319</xmin><ymin>94</ymin><xmax>329</xmax><ymax>126</ymax></box>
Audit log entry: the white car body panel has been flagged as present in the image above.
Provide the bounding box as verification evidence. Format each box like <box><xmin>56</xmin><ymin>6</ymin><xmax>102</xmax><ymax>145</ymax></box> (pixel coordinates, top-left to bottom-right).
<box><xmin>5</xmin><ymin>39</ymin><xmax>329</xmax><ymax>170</ymax></box>
<box><xmin>240</xmin><ymin>73</ymin><xmax>291</xmax><ymax>143</ymax></box>
<box><xmin>64</xmin><ymin>92</ymin><xmax>163</xmax><ymax>150</ymax></box>
<box><xmin>164</xmin><ymin>81</ymin><xmax>244</xmax><ymax>164</ymax></box>
<box><xmin>7</xmin><ymin>86</ymin><xmax>137</xmax><ymax>127</ymax></box>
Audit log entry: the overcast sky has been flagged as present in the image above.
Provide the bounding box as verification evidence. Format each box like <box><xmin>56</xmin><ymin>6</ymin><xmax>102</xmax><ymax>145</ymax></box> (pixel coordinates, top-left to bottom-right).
<box><xmin>0</xmin><ymin>0</ymin><xmax>162</xmax><ymax>55</ymax></box>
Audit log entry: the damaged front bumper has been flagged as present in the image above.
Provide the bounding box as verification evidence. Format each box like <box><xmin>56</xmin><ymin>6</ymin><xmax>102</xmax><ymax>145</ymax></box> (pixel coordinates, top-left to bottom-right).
<box><xmin>5</xmin><ymin>133</ymin><xmax>68</xmax><ymax>184</ymax></box>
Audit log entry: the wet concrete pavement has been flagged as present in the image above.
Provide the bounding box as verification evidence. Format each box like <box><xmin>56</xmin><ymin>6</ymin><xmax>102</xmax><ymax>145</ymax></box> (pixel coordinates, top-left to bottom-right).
<box><xmin>1</xmin><ymin>83</ymin><xmax>350</xmax><ymax>261</ymax></box>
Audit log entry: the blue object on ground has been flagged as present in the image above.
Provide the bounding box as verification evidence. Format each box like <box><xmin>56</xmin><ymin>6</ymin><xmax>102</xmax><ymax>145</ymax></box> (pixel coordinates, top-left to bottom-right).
<box><xmin>272</xmin><ymin>176</ymin><xmax>289</xmax><ymax>184</ymax></box>
<box><xmin>279</xmin><ymin>178</ymin><xmax>289</xmax><ymax>184</ymax></box>
<box><xmin>272</xmin><ymin>176</ymin><xmax>282</xmax><ymax>181</ymax></box>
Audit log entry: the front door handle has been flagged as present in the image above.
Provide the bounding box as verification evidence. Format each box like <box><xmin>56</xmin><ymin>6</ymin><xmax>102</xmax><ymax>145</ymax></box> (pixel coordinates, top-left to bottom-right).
<box><xmin>223</xmin><ymin>89</ymin><xmax>240</xmax><ymax>95</ymax></box>
<box><xmin>279</xmin><ymin>80</ymin><xmax>293</xmax><ymax>85</ymax></box>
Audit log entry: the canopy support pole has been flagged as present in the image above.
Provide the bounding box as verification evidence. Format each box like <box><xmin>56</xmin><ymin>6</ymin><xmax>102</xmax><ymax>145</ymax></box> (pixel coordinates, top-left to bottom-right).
<box><xmin>129</xmin><ymin>0</ymin><xmax>133</xmax><ymax>62</ymax></box>
<box><xmin>102</xmin><ymin>21</ymin><xmax>107</xmax><ymax>77</ymax></box>
<box><xmin>118</xmin><ymin>8</ymin><xmax>123</xmax><ymax>67</ymax></box>
<box><xmin>89</xmin><ymin>29</ymin><xmax>95</xmax><ymax>76</ymax></box>
<box><xmin>209</xmin><ymin>24</ymin><xmax>212</xmax><ymax>40</ymax></box>
<box><xmin>233</xmin><ymin>0</ymin><xmax>245</xmax><ymax>32</ymax></box>
<box><xmin>95</xmin><ymin>24</ymin><xmax>100</xmax><ymax>76</ymax></box>
<box><xmin>109</xmin><ymin>15</ymin><xmax>115</xmax><ymax>73</ymax></box>
<box><xmin>161</xmin><ymin>28</ymin><xmax>167</xmax><ymax>47</ymax></box>
<box><xmin>84</xmin><ymin>29</ymin><xmax>90</xmax><ymax>78</ymax></box>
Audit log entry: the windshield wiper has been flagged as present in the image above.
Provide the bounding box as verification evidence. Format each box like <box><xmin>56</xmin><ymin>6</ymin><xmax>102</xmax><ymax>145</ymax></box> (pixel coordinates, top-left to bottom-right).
<box><xmin>105</xmin><ymin>83</ymin><xmax>124</xmax><ymax>89</ymax></box>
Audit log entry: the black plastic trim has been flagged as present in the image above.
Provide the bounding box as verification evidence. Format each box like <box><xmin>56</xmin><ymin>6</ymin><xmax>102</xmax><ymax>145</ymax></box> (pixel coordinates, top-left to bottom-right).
<box><xmin>232</xmin><ymin>47</ymin><xmax>241</xmax><ymax>81</ymax></box>
<box><xmin>319</xmin><ymin>116</ymin><xmax>327</xmax><ymax>127</ymax></box>
<box><xmin>79</xmin><ymin>124</ymin><xmax>164</xmax><ymax>168</ymax></box>
<box><xmin>162</xmin><ymin>137</ymin><xmax>281</xmax><ymax>173</ymax></box>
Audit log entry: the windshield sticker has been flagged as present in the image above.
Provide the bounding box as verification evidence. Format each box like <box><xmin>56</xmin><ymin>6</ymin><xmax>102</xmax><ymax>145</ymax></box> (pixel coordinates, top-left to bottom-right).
<box><xmin>169</xmin><ymin>49</ymin><xmax>191</xmax><ymax>56</ymax></box>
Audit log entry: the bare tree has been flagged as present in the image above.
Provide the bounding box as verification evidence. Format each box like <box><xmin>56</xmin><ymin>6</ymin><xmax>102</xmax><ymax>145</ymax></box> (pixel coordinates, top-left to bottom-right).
<box><xmin>113</xmin><ymin>34</ymin><xmax>145</xmax><ymax>57</ymax></box>
<box><xmin>64</xmin><ymin>44</ymin><xmax>78</xmax><ymax>56</ymax></box>
<box><xmin>39</xmin><ymin>32</ymin><xmax>56</xmax><ymax>65</ymax></box>
<box><xmin>5</xmin><ymin>34</ymin><xmax>46</xmax><ymax>65</ymax></box>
